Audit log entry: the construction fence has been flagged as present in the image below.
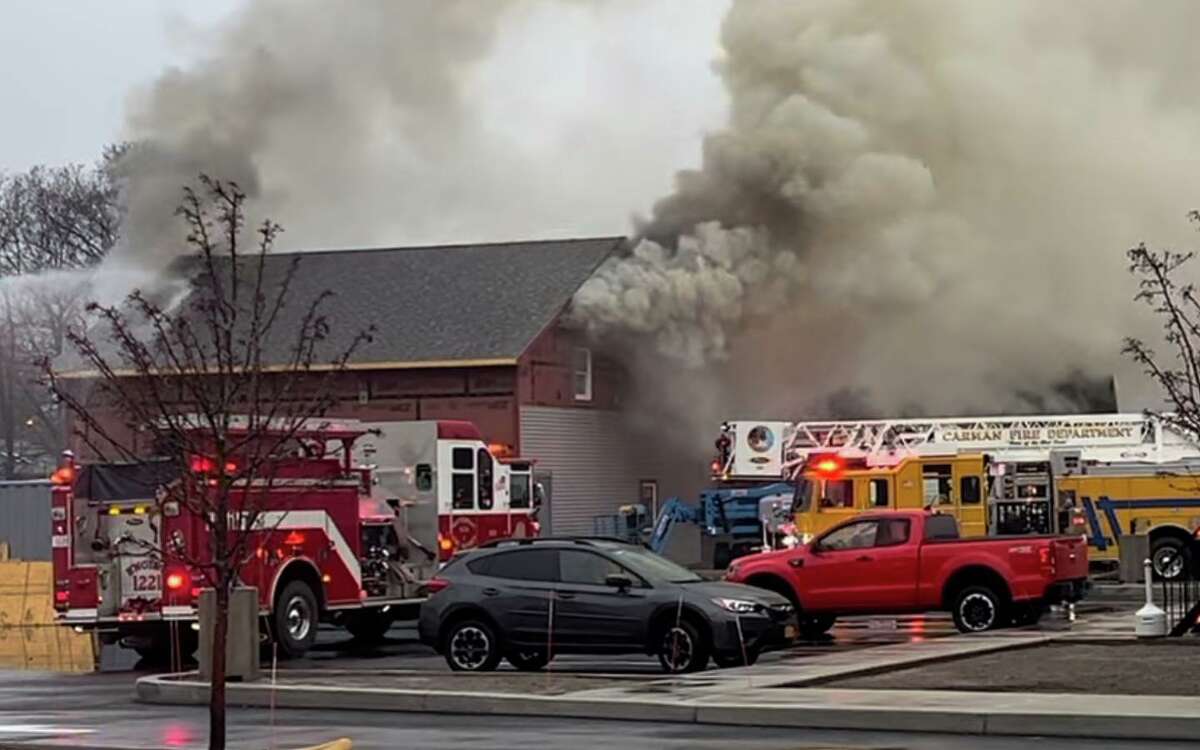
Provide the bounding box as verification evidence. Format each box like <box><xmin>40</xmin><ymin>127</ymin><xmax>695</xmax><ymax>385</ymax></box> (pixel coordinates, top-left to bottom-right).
<box><xmin>0</xmin><ymin>480</ymin><xmax>95</xmax><ymax>672</ymax></box>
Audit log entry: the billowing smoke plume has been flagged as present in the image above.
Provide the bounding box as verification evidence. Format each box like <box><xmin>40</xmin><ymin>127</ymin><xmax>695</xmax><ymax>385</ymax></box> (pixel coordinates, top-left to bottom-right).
<box><xmin>572</xmin><ymin>0</ymin><xmax>1200</xmax><ymax>432</ymax></box>
<box><xmin>111</xmin><ymin>0</ymin><xmax>517</xmax><ymax>270</ymax></box>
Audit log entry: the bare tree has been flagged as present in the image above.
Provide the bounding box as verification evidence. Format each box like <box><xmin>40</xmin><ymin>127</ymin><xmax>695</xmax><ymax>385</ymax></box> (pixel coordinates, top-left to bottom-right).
<box><xmin>1124</xmin><ymin>211</ymin><xmax>1200</xmax><ymax>439</ymax></box>
<box><xmin>0</xmin><ymin>146</ymin><xmax>124</xmax><ymax>477</ymax></box>
<box><xmin>43</xmin><ymin>176</ymin><xmax>373</xmax><ymax>750</ymax></box>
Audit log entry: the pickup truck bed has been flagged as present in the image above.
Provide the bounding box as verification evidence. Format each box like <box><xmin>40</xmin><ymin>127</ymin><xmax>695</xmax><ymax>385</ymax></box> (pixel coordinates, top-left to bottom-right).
<box><xmin>725</xmin><ymin>509</ymin><xmax>1088</xmax><ymax>634</ymax></box>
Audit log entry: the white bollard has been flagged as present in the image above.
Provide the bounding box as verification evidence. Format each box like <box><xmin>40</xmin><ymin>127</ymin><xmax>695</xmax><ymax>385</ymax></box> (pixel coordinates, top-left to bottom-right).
<box><xmin>1135</xmin><ymin>557</ymin><xmax>1168</xmax><ymax>638</ymax></box>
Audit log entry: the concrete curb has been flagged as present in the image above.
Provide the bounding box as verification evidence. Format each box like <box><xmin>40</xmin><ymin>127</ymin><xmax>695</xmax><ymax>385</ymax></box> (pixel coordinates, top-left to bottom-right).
<box><xmin>136</xmin><ymin>673</ymin><xmax>1200</xmax><ymax>741</ymax></box>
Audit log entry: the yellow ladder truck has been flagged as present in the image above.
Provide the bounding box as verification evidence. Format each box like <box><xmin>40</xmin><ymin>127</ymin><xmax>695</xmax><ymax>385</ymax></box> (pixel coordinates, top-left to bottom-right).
<box><xmin>713</xmin><ymin>414</ymin><xmax>1200</xmax><ymax>578</ymax></box>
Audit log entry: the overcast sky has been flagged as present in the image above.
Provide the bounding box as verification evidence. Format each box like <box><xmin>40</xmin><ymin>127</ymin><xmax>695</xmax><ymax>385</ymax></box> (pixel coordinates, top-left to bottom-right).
<box><xmin>0</xmin><ymin>0</ymin><xmax>731</xmax><ymax>241</ymax></box>
<box><xmin>1</xmin><ymin>1</ymin><xmax>245</xmax><ymax>170</ymax></box>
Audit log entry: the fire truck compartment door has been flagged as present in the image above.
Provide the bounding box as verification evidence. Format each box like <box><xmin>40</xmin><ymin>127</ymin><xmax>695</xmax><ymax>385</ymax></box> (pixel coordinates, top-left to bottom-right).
<box><xmin>109</xmin><ymin>515</ymin><xmax>161</xmax><ymax>607</ymax></box>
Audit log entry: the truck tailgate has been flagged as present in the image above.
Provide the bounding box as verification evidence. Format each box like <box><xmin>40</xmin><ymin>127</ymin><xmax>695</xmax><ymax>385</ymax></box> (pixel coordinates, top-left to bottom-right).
<box><xmin>1052</xmin><ymin>536</ymin><xmax>1088</xmax><ymax>580</ymax></box>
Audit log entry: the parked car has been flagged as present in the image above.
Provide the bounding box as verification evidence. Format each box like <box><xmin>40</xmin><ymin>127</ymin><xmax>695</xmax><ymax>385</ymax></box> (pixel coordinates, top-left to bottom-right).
<box><xmin>418</xmin><ymin>537</ymin><xmax>798</xmax><ymax>672</ymax></box>
<box><xmin>725</xmin><ymin>509</ymin><xmax>1088</xmax><ymax>634</ymax></box>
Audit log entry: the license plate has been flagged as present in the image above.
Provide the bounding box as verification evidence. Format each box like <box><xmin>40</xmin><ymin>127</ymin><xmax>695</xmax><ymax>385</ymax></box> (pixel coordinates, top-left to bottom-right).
<box><xmin>784</xmin><ymin>624</ymin><xmax>798</xmax><ymax>639</ymax></box>
<box><xmin>51</xmin><ymin>534</ymin><xmax>69</xmax><ymax>549</ymax></box>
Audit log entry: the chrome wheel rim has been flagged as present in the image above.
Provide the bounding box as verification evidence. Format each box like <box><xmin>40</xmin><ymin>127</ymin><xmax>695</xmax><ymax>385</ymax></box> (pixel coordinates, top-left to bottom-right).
<box><xmin>960</xmin><ymin>593</ymin><xmax>995</xmax><ymax>631</ymax></box>
<box><xmin>285</xmin><ymin>595</ymin><xmax>313</xmax><ymax>642</ymax></box>
<box><xmin>449</xmin><ymin>626</ymin><xmax>491</xmax><ymax>670</ymax></box>
<box><xmin>1154</xmin><ymin>547</ymin><xmax>1185</xmax><ymax>579</ymax></box>
<box><xmin>661</xmin><ymin>626</ymin><xmax>694</xmax><ymax>672</ymax></box>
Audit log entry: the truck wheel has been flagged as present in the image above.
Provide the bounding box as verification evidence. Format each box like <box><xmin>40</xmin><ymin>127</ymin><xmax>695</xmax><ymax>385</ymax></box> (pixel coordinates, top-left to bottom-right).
<box><xmin>657</xmin><ymin>619</ymin><xmax>710</xmax><ymax>673</ymax></box>
<box><xmin>1151</xmin><ymin>538</ymin><xmax>1189</xmax><ymax>581</ymax></box>
<box><xmin>800</xmin><ymin>615</ymin><xmax>836</xmax><ymax>639</ymax></box>
<box><xmin>273</xmin><ymin>580</ymin><xmax>319</xmax><ymax>658</ymax></box>
<box><xmin>443</xmin><ymin>619</ymin><xmax>502</xmax><ymax>672</ymax></box>
<box><xmin>952</xmin><ymin>585</ymin><xmax>1003</xmax><ymax>633</ymax></box>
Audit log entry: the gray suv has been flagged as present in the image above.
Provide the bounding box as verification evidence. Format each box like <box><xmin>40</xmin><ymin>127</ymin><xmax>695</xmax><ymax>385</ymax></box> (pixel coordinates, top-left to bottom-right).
<box><xmin>418</xmin><ymin>537</ymin><xmax>797</xmax><ymax>672</ymax></box>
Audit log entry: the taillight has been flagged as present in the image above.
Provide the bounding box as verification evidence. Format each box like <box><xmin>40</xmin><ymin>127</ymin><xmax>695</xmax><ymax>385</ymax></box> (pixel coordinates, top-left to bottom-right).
<box><xmin>425</xmin><ymin>577</ymin><xmax>451</xmax><ymax>595</ymax></box>
<box><xmin>166</xmin><ymin>572</ymin><xmax>188</xmax><ymax>591</ymax></box>
<box><xmin>54</xmin><ymin>590</ymin><xmax>69</xmax><ymax>604</ymax></box>
<box><xmin>1039</xmin><ymin>547</ymin><xmax>1055</xmax><ymax>574</ymax></box>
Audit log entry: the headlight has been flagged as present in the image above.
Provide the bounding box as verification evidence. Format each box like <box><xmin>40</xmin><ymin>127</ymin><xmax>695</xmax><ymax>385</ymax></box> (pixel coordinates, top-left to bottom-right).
<box><xmin>713</xmin><ymin>597</ymin><xmax>759</xmax><ymax>614</ymax></box>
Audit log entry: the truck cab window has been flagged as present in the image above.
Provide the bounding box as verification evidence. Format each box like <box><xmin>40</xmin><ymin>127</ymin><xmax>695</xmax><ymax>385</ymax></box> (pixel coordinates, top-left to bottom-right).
<box><xmin>961</xmin><ymin>476</ymin><xmax>981</xmax><ymax>504</ymax></box>
<box><xmin>510</xmin><ymin>473</ymin><xmax>531</xmax><ymax>509</ymax></box>
<box><xmin>923</xmin><ymin>464</ymin><xmax>953</xmax><ymax>506</ymax></box>
<box><xmin>451</xmin><ymin>447</ymin><xmax>474</xmax><ymax>510</ymax></box>
<box><xmin>821</xmin><ymin>479</ymin><xmax>854</xmax><ymax>509</ymax></box>
<box><xmin>477</xmin><ymin>448</ymin><xmax>494</xmax><ymax>510</ymax></box>
<box><xmin>869</xmin><ymin>478</ymin><xmax>889</xmax><ymax>508</ymax></box>
<box><xmin>818</xmin><ymin>520</ymin><xmax>877</xmax><ymax>550</ymax></box>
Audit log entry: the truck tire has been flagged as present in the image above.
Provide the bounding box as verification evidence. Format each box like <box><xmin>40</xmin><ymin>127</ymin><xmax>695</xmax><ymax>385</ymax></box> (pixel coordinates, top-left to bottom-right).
<box><xmin>272</xmin><ymin>580</ymin><xmax>320</xmax><ymax>658</ymax></box>
<box><xmin>443</xmin><ymin>619</ymin><xmax>502</xmax><ymax>672</ymax></box>
<box><xmin>952</xmin><ymin>585</ymin><xmax>1004</xmax><ymax>633</ymax></box>
<box><xmin>1151</xmin><ymin>537</ymin><xmax>1189</xmax><ymax>581</ymax></box>
<box><xmin>800</xmin><ymin>614</ymin><xmax>836</xmax><ymax>639</ymax></box>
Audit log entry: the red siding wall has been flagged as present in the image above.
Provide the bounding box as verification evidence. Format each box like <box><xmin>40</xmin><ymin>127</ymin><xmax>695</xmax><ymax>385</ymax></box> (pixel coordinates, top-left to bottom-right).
<box><xmin>518</xmin><ymin>327</ymin><xmax>623</xmax><ymax>410</ymax></box>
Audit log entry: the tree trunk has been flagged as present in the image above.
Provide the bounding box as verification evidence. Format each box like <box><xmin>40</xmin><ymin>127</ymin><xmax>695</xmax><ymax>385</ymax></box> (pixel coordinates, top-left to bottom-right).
<box><xmin>209</xmin><ymin>582</ymin><xmax>229</xmax><ymax>750</ymax></box>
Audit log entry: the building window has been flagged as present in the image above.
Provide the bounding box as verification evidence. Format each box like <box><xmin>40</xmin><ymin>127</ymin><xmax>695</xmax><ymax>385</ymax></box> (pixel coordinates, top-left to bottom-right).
<box><xmin>573</xmin><ymin>347</ymin><xmax>592</xmax><ymax>402</ymax></box>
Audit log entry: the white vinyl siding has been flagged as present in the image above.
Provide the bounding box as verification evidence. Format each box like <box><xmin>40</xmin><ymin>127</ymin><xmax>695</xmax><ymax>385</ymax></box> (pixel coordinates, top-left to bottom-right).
<box><xmin>520</xmin><ymin>406</ymin><xmax>647</xmax><ymax>535</ymax></box>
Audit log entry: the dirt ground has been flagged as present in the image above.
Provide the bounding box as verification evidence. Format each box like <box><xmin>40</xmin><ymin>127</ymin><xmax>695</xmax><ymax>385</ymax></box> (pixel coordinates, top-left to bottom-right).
<box><xmin>822</xmin><ymin>641</ymin><xmax>1200</xmax><ymax>696</ymax></box>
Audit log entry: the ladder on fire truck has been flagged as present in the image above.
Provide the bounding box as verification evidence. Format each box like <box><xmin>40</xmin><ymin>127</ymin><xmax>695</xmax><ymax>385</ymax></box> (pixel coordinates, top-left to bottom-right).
<box><xmin>776</xmin><ymin>413</ymin><xmax>1200</xmax><ymax>477</ymax></box>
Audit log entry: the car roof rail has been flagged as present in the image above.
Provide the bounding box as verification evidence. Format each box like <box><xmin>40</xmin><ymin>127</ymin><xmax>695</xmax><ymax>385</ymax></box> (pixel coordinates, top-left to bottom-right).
<box><xmin>477</xmin><ymin>536</ymin><xmax>634</xmax><ymax>549</ymax></box>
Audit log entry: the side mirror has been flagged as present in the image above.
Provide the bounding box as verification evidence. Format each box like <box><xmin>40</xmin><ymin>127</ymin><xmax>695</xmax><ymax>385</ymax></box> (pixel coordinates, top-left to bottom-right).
<box><xmin>605</xmin><ymin>573</ymin><xmax>633</xmax><ymax>591</ymax></box>
<box><xmin>809</xmin><ymin>541</ymin><xmax>823</xmax><ymax>555</ymax></box>
<box><xmin>533</xmin><ymin>482</ymin><xmax>546</xmax><ymax>507</ymax></box>
<box><xmin>386</xmin><ymin>497</ymin><xmax>401</xmax><ymax>512</ymax></box>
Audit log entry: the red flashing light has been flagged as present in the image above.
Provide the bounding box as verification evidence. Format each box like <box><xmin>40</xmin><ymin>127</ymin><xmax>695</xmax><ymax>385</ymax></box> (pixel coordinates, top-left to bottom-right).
<box><xmin>283</xmin><ymin>531</ymin><xmax>306</xmax><ymax>546</ymax></box>
<box><xmin>438</xmin><ymin>535</ymin><xmax>454</xmax><ymax>552</ymax></box>
<box><xmin>814</xmin><ymin>458</ymin><xmax>841</xmax><ymax>474</ymax></box>
<box><xmin>224</xmin><ymin>461</ymin><xmax>238</xmax><ymax>474</ymax></box>
<box><xmin>710</xmin><ymin>460</ymin><xmax>721</xmax><ymax>475</ymax></box>
<box><xmin>190</xmin><ymin>456</ymin><xmax>215</xmax><ymax>474</ymax></box>
<box><xmin>166</xmin><ymin>572</ymin><xmax>187</xmax><ymax>591</ymax></box>
<box><xmin>190</xmin><ymin>587</ymin><xmax>201</xmax><ymax>598</ymax></box>
<box><xmin>54</xmin><ymin>590</ymin><xmax>69</xmax><ymax>604</ymax></box>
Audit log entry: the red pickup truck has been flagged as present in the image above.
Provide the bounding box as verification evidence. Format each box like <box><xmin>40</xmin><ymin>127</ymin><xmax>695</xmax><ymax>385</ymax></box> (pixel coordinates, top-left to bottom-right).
<box><xmin>725</xmin><ymin>509</ymin><xmax>1088</xmax><ymax>635</ymax></box>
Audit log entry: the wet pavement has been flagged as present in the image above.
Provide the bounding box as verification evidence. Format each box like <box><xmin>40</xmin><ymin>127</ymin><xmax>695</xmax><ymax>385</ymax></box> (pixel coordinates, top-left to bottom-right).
<box><xmin>3</xmin><ymin>607</ymin><xmax>1179</xmax><ymax>750</ymax></box>
<box><xmin>103</xmin><ymin>612</ymin><xmax>974</xmax><ymax>676</ymax></box>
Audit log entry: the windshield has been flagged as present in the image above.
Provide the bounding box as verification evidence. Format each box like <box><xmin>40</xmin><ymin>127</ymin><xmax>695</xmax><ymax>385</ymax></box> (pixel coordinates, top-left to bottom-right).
<box><xmin>792</xmin><ymin>476</ymin><xmax>812</xmax><ymax>513</ymax></box>
<box><xmin>604</xmin><ymin>545</ymin><xmax>702</xmax><ymax>583</ymax></box>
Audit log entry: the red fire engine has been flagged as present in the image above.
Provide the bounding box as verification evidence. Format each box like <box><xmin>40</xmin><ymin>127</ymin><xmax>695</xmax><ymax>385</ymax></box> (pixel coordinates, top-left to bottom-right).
<box><xmin>51</xmin><ymin>418</ymin><xmax>539</xmax><ymax>660</ymax></box>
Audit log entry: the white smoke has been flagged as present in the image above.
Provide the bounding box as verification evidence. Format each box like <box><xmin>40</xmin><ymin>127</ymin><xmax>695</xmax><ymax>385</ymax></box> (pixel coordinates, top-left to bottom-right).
<box><xmin>572</xmin><ymin>0</ymin><xmax>1200</xmax><ymax>423</ymax></box>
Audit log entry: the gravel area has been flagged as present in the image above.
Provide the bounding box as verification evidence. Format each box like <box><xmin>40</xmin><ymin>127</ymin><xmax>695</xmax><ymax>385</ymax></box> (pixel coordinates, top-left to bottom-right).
<box><xmin>821</xmin><ymin>641</ymin><xmax>1200</xmax><ymax>696</ymax></box>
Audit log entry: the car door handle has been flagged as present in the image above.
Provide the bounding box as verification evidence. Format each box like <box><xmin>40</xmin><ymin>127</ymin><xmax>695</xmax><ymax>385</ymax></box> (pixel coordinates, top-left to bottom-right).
<box><xmin>855</xmin><ymin>555</ymin><xmax>873</xmax><ymax>562</ymax></box>
<box><xmin>482</xmin><ymin>587</ymin><xmax>500</xmax><ymax>596</ymax></box>
<box><xmin>556</xmin><ymin>592</ymin><xmax>576</xmax><ymax>600</ymax></box>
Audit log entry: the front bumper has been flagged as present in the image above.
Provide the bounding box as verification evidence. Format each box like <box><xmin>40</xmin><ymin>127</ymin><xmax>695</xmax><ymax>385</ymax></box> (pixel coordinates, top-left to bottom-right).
<box><xmin>711</xmin><ymin>610</ymin><xmax>798</xmax><ymax>656</ymax></box>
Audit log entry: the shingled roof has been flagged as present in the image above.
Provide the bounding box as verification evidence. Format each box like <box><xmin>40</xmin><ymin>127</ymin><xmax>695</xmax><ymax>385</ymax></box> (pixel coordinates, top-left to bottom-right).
<box><xmin>60</xmin><ymin>236</ymin><xmax>622</xmax><ymax>374</ymax></box>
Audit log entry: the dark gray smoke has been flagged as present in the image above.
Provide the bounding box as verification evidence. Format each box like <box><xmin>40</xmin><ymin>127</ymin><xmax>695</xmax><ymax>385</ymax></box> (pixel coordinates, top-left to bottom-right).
<box><xmin>111</xmin><ymin>0</ymin><xmax>517</xmax><ymax>270</ymax></box>
<box><xmin>571</xmin><ymin>0</ymin><xmax>1200</xmax><ymax>440</ymax></box>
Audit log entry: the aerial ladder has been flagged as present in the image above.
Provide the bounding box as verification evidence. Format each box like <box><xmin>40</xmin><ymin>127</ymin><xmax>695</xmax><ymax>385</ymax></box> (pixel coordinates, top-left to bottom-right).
<box><xmin>715</xmin><ymin>413</ymin><xmax>1200</xmax><ymax>481</ymax></box>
